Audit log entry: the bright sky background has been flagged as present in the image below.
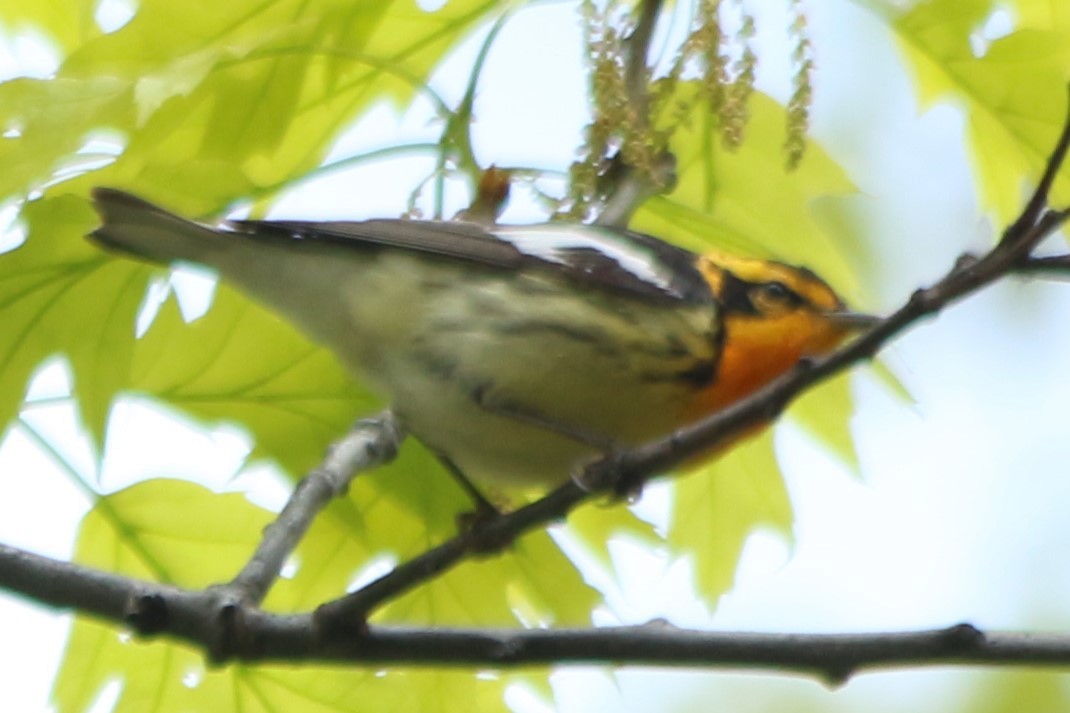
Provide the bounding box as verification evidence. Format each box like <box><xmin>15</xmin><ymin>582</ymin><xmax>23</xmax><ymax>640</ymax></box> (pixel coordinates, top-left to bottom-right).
<box><xmin>3</xmin><ymin>1</ymin><xmax>1070</xmax><ymax>711</ymax></box>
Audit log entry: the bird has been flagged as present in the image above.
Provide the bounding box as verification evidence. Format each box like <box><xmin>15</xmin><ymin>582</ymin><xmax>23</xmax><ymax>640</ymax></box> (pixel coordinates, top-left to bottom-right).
<box><xmin>89</xmin><ymin>187</ymin><xmax>877</xmax><ymax>508</ymax></box>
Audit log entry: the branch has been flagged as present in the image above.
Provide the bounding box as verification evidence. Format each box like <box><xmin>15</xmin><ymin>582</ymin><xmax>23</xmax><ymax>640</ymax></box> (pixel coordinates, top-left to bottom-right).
<box><xmin>594</xmin><ymin>0</ymin><xmax>673</xmax><ymax>227</ymax></box>
<box><xmin>4</xmin><ymin>541</ymin><xmax>1070</xmax><ymax>681</ymax></box>
<box><xmin>623</xmin><ymin>0</ymin><xmax>662</xmax><ymax>109</ymax></box>
<box><xmin>223</xmin><ymin>413</ymin><xmax>402</xmax><ymax>606</ymax></box>
<box><xmin>1016</xmin><ymin>254</ymin><xmax>1070</xmax><ymax>277</ymax></box>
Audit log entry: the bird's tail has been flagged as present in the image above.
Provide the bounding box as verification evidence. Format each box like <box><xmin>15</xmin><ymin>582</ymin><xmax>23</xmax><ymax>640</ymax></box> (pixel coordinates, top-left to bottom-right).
<box><xmin>89</xmin><ymin>188</ymin><xmax>230</xmax><ymax>266</ymax></box>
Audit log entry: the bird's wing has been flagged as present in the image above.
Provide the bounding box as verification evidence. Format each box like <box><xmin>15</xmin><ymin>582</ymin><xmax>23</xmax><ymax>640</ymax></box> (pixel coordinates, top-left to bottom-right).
<box><xmin>235</xmin><ymin>218</ymin><xmax>713</xmax><ymax>305</ymax></box>
<box><xmin>90</xmin><ymin>188</ymin><xmax>711</xmax><ymax>305</ymax></box>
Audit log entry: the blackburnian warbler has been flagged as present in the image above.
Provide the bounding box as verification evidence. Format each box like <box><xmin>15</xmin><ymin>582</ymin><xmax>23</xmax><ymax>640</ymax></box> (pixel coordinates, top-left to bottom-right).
<box><xmin>89</xmin><ymin>188</ymin><xmax>876</xmax><ymax>501</ymax></box>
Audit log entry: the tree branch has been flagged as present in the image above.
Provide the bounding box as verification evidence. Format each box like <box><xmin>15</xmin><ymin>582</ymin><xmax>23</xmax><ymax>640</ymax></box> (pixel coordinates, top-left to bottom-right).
<box><xmin>5</xmin><ymin>541</ymin><xmax>1070</xmax><ymax>682</ymax></box>
<box><xmin>623</xmin><ymin>0</ymin><xmax>662</xmax><ymax>109</ymax></box>
<box><xmin>1016</xmin><ymin>254</ymin><xmax>1070</xmax><ymax>277</ymax></box>
<box><xmin>223</xmin><ymin>412</ymin><xmax>402</xmax><ymax>607</ymax></box>
<box><xmin>595</xmin><ymin>0</ymin><xmax>673</xmax><ymax>227</ymax></box>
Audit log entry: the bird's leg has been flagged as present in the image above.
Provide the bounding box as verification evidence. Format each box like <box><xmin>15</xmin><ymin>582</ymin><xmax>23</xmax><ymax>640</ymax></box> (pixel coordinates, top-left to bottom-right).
<box><xmin>431</xmin><ymin>450</ymin><xmax>526</xmax><ymax>555</ymax></box>
<box><xmin>429</xmin><ymin>449</ymin><xmax>503</xmax><ymax>529</ymax></box>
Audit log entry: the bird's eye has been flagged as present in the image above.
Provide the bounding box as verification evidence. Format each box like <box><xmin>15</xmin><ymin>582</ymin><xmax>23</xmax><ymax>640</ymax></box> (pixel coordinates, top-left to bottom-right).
<box><xmin>748</xmin><ymin>281</ymin><xmax>804</xmax><ymax>314</ymax></box>
<box><xmin>758</xmin><ymin>281</ymin><xmax>795</xmax><ymax>302</ymax></box>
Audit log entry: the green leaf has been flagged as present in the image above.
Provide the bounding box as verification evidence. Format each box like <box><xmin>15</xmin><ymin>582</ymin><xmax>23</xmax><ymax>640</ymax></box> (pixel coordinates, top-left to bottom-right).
<box><xmin>226</xmin><ymin>668</ymin><xmax>510</xmax><ymax>713</ymax></box>
<box><xmin>64</xmin><ymin>0</ymin><xmax>498</xmax><ymax>196</ymax></box>
<box><xmin>566</xmin><ymin>502</ymin><xmax>662</xmax><ymax>572</ymax></box>
<box><xmin>787</xmin><ymin>372</ymin><xmax>860</xmax><ymax>472</ymax></box>
<box><xmin>129</xmin><ymin>284</ymin><xmax>376</xmax><ymax>475</ymax></box>
<box><xmin>68</xmin><ymin>479</ymin><xmax>274</xmax><ymax>585</ymax></box>
<box><xmin>667</xmin><ymin>431</ymin><xmax>792</xmax><ymax>599</ymax></box>
<box><xmin>1015</xmin><ymin>0</ymin><xmax>1070</xmax><ymax>31</ymax></box>
<box><xmin>867</xmin><ymin>357</ymin><xmax>915</xmax><ymax>405</ymax></box>
<box><xmin>965</xmin><ymin>671</ymin><xmax>1070</xmax><ymax>713</ymax></box>
<box><xmin>889</xmin><ymin>0</ymin><xmax>1070</xmax><ymax>223</ymax></box>
<box><xmin>53</xmin><ymin>480</ymin><xmax>512</xmax><ymax>713</ymax></box>
<box><xmin>53</xmin><ymin>479</ymin><xmax>267</xmax><ymax>712</ymax></box>
<box><xmin>0</xmin><ymin>194</ymin><xmax>143</xmax><ymax>444</ymax></box>
<box><xmin>790</xmin><ymin>360</ymin><xmax>917</xmax><ymax>474</ymax></box>
<box><xmin>1</xmin><ymin>0</ymin><xmax>503</xmax><ymax>205</ymax></box>
<box><xmin>0</xmin><ymin>76</ymin><xmax>131</xmax><ymax>200</ymax></box>
<box><xmin>0</xmin><ymin>0</ymin><xmax>96</xmax><ymax>53</ymax></box>
<box><xmin>375</xmin><ymin>526</ymin><xmax>599</xmax><ymax>627</ymax></box>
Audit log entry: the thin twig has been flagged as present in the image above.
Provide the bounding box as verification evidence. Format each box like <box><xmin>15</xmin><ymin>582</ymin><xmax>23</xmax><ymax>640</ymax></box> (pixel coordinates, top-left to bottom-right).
<box><xmin>623</xmin><ymin>0</ymin><xmax>663</xmax><ymax>120</ymax></box>
<box><xmin>225</xmin><ymin>412</ymin><xmax>403</xmax><ymax>605</ymax></box>
<box><xmin>596</xmin><ymin>152</ymin><xmax>676</xmax><ymax>227</ymax></box>
<box><xmin>595</xmin><ymin>0</ymin><xmax>670</xmax><ymax>227</ymax></box>
<box><xmin>1016</xmin><ymin>254</ymin><xmax>1070</xmax><ymax>278</ymax></box>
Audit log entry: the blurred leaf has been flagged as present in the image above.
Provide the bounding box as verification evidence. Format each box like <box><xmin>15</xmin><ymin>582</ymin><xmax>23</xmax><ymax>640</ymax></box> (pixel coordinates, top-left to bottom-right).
<box><xmin>81</xmin><ymin>0</ymin><xmax>496</xmax><ymax>196</ymax></box>
<box><xmin>566</xmin><ymin>502</ymin><xmax>662</xmax><ymax>572</ymax></box>
<box><xmin>375</xmin><ymin>526</ymin><xmax>599</xmax><ymax>627</ymax></box>
<box><xmin>68</xmin><ymin>479</ymin><xmax>273</xmax><ymax>586</ymax></box>
<box><xmin>887</xmin><ymin>0</ymin><xmax>1070</xmax><ymax>223</ymax></box>
<box><xmin>0</xmin><ymin>194</ymin><xmax>142</xmax><ymax>444</ymax></box>
<box><xmin>0</xmin><ymin>75</ymin><xmax>131</xmax><ymax>200</ymax></box>
<box><xmin>867</xmin><ymin>357</ymin><xmax>915</xmax><ymax>405</ymax></box>
<box><xmin>965</xmin><ymin>671</ymin><xmax>1070</xmax><ymax>713</ymax></box>
<box><xmin>788</xmin><ymin>372</ymin><xmax>860</xmax><ymax>472</ymax></box>
<box><xmin>0</xmin><ymin>0</ymin><xmax>95</xmax><ymax>53</ymax></box>
<box><xmin>1015</xmin><ymin>0</ymin><xmax>1070</xmax><ymax>30</ymax></box>
<box><xmin>255</xmin><ymin>447</ymin><xmax>602</xmax><ymax>629</ymax></box>
<box><xmin>667</xmin><ymin>431</ymin><xmax>792</xmax><ymax>599</ymax></box>
<box><xmin>129</xmin><ymin>285</ymin><xmax>376</xmax><ymax>475</ymax></box>
<box><xmin>54</xmin><ymin>479</ymin><xmax>511</xmax><ymax>713</ymax></box>
<box><xmin>1</xmin><ymin>0</ymin><xmax>502</xmax><ymax>210</ymax></box>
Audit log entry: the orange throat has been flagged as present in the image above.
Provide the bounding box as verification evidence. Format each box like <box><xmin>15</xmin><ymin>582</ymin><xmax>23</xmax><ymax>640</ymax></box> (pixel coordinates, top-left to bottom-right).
<box><xmin>685</xmin><ymin>313</ymin><xmax>848</xmax><ymax>422</ymax></box>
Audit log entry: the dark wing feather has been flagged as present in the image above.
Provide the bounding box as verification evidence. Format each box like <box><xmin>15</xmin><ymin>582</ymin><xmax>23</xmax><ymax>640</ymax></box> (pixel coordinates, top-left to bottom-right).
<box><xmin>232</xmin><ymin>219</ymin><xmax>525</xmax><ymax>269</ymax></box>
<box><xmin>231</xmin><ymin>218</ymin><xmax>711</xmax><ymax>305</ymax></box>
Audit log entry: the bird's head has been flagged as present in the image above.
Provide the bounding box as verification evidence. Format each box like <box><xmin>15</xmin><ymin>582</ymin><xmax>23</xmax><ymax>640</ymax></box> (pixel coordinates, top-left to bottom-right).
<box><xmin>691</xmin><ymin>251</ymin><xmax>878</xmax><ymax>408</ymax></box>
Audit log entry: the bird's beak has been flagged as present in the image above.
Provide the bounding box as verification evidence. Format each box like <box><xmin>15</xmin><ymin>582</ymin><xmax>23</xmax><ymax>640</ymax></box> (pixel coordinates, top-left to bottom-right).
<box><xmin>826</xmin><ymin>310</ymin><xmax>882</xmax><ymax>331</ymax></box>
